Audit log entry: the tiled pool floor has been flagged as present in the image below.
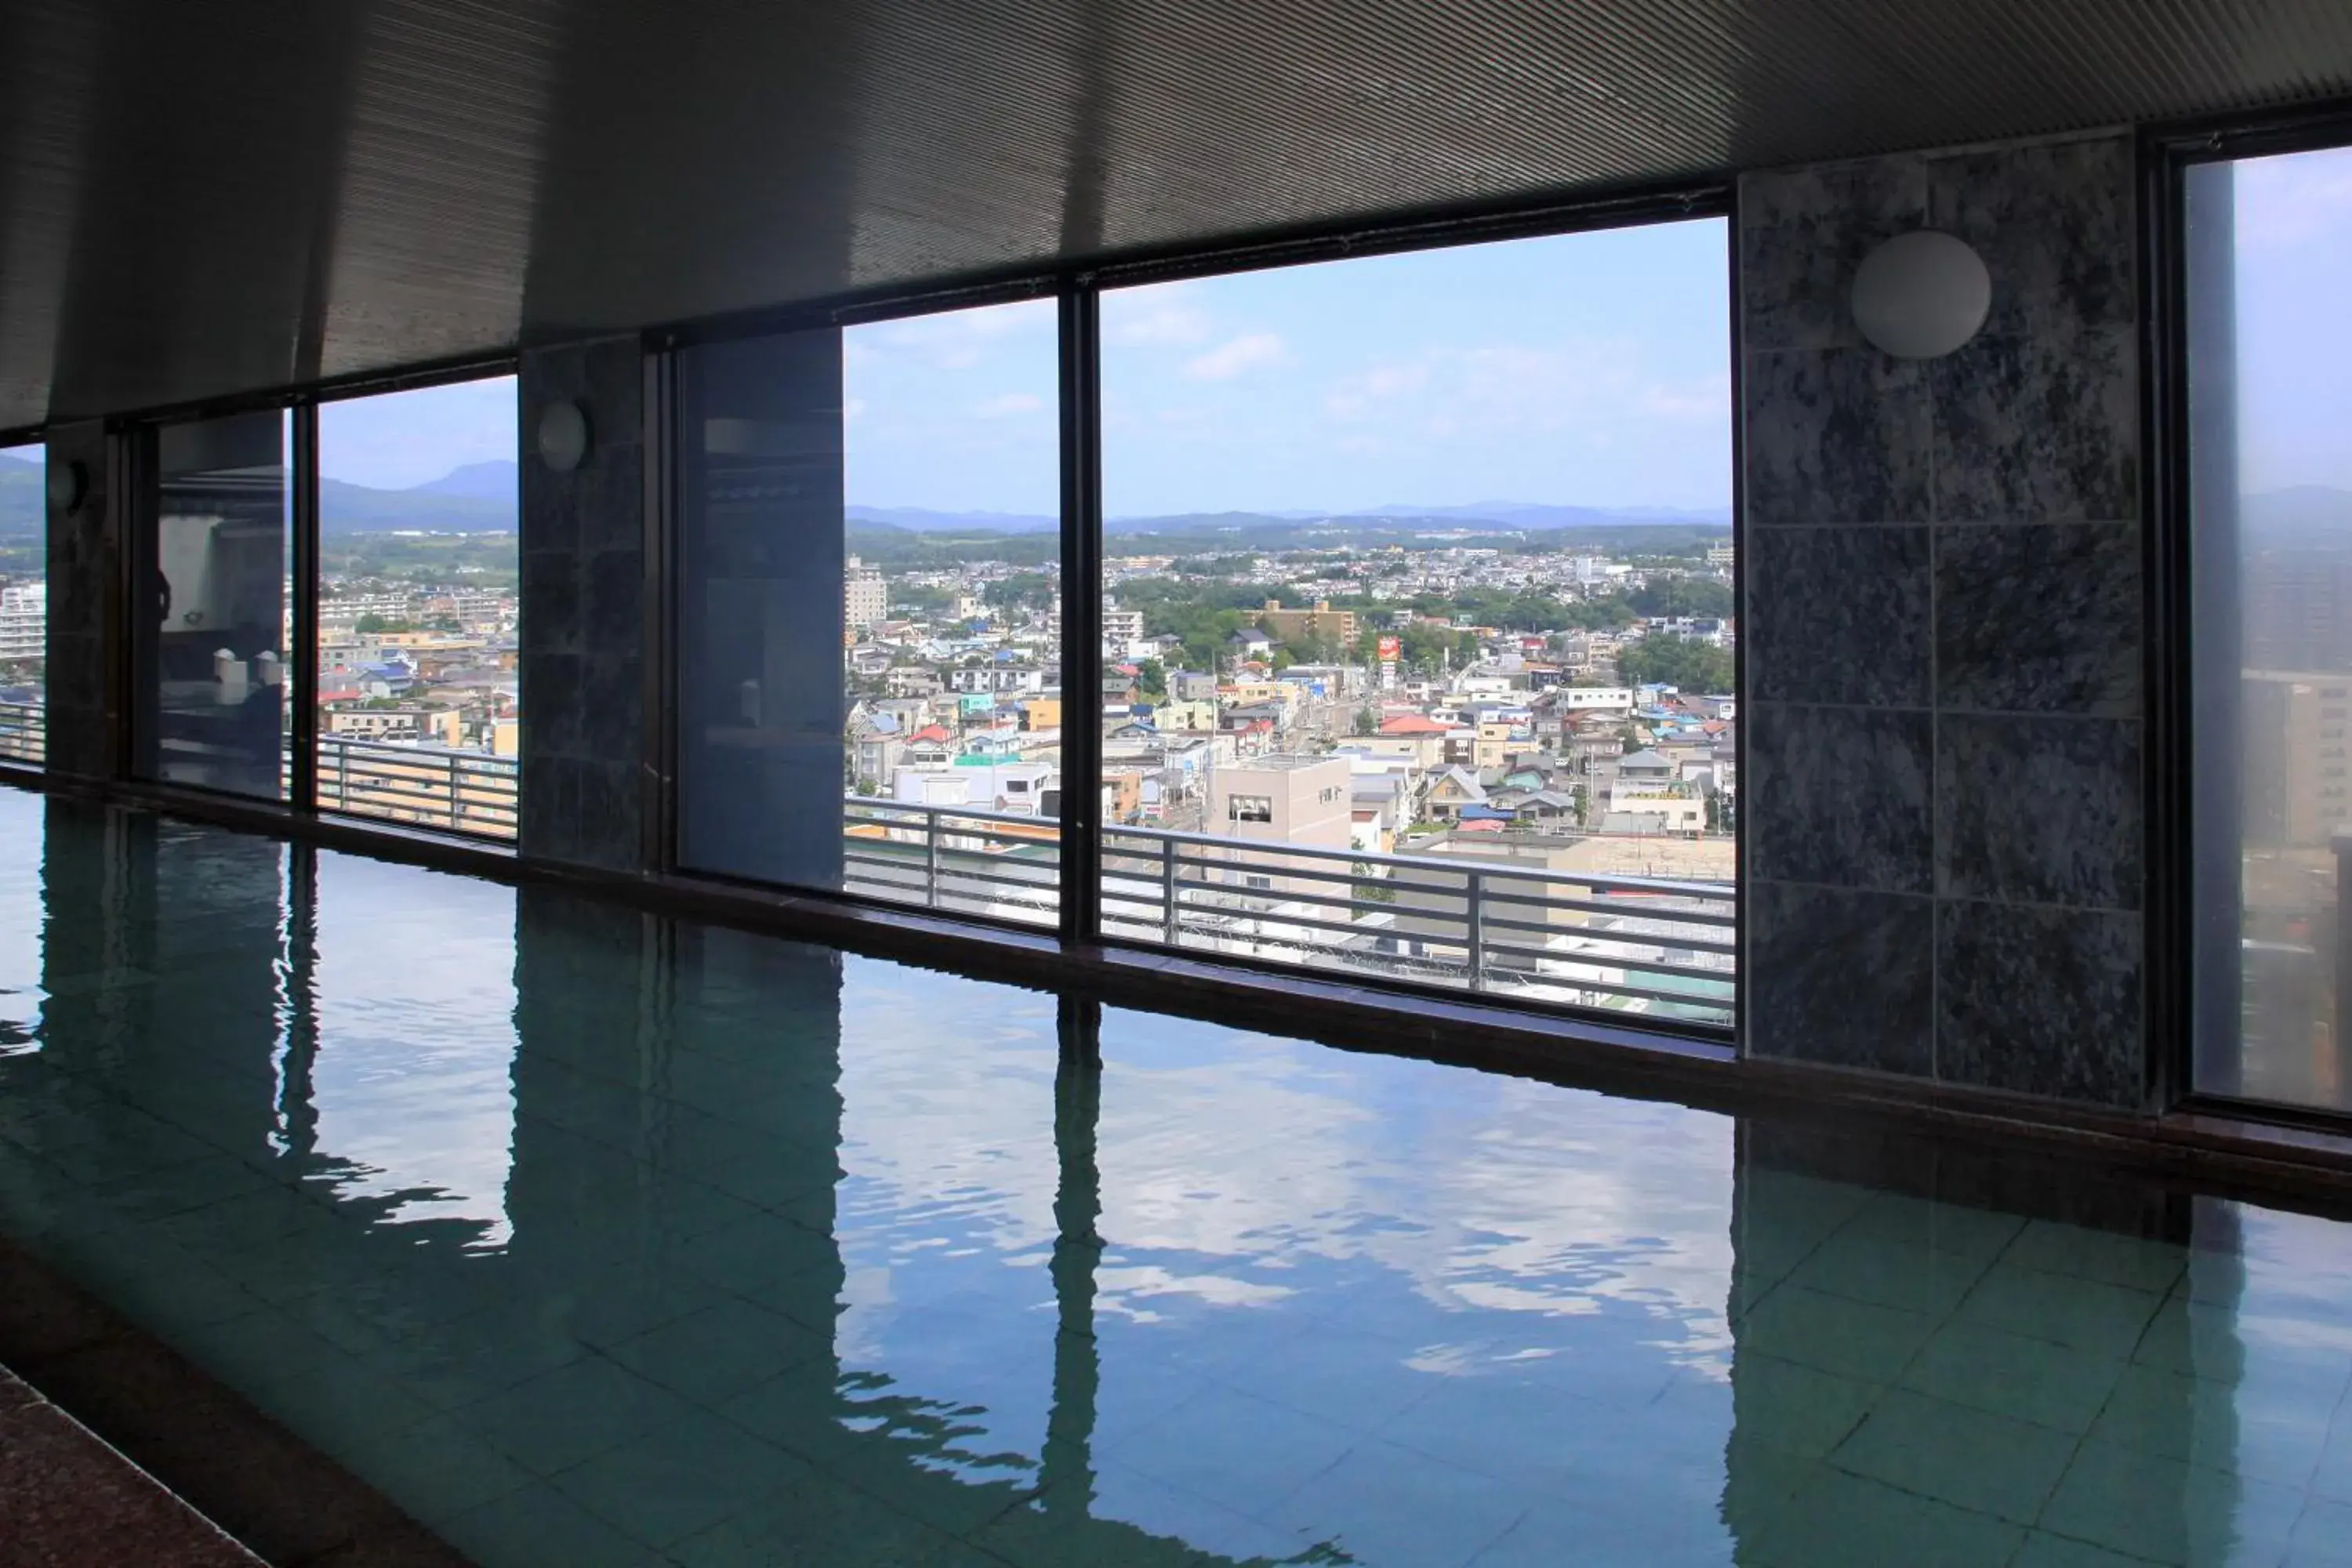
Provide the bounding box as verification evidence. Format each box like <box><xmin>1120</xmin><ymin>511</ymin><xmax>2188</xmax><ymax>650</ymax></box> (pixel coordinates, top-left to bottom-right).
<box><xmin>2</xmin><ymin>793</ymin><xmax>2351</xmax><ymax>1566</ymax></box>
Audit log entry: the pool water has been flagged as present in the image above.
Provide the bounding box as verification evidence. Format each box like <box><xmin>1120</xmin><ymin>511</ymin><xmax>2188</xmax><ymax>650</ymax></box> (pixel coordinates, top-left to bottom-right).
<box><xmin>0</xmin><ymin>791</ymin><xmax>2349</xmax><ymax>1566</ymax></box>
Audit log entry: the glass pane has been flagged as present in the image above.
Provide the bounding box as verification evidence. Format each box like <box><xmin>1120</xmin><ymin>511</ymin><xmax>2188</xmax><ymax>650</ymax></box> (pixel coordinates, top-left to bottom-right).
<box><xmin>2190</xmin><ymin>144</ymin><xmax>2352</xmax><ymax>1111</ymax></box>
<box><xmin>317</xmin><ymin>378</ymin><xmax>521</xmax><ymax>839</ymax></box>
<box><xmin>677</xmin><ymin>301</ymin><xmax>1062</xmax><ymax>923</ymax></box>
<box><xmin>0</xmin><ymin>441</ymin><xmax>42</xmax><ymax>765</ymax></box>
<box><xmin>1097</xmin><ymin>221</ymin><xmax>1735</xmax><ymax>1022</ymax></box>
<box><xmin>145</xmin><ymin>412</ymin><xmax>289</xmax><ymax>800</ymax></box>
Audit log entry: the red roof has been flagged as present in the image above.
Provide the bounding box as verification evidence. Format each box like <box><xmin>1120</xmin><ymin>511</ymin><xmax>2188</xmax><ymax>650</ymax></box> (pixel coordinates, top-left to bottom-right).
<box><xmin>909</xmin><ymin>724</ymin><xmax>952</xmax><ymax>743</ymax></box>
<box><xmin>1379</xmin><ymin>715</ymin><xmax>1451</xmax><ymax>735</ymax></box>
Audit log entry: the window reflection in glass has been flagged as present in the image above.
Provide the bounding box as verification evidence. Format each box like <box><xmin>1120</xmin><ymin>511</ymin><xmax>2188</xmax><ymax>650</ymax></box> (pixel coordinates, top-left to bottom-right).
<box><xmin>676</xmin><ymin>301</ymin><xmax>1062</xmax><ymax>927</ymax></box>
<box><xmin>0</xmin><ymin>441</ymin><xmax>43</xmax><ymax>764</ymax></box>
<box><xmin>2190</xmin><ymin>143</ymin><xmax>2352</xmax><ymax>1111</ymax></box>
<box><xmin>144</xmin><ymin>412</ymin><xmax>289</xmax><ymax>800</ymax></box>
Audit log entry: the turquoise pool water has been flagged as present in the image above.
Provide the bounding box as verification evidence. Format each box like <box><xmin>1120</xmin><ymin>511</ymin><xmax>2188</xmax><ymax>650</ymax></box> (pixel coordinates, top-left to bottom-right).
<box><xmin>0</xmin><ymin>791</ymin><xmax>2348</xmax><ymax>1566</ymax></box>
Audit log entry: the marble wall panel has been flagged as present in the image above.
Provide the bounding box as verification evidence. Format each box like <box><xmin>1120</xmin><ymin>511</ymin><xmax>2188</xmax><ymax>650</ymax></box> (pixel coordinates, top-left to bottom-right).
<box><xmin>519</xmin><ymin>334</ymin><xmax>646</xmax><ymax>874</ymax></box>
<box><xmin>1748</xmin><ymin>882</ymin><xmax>1934</xmax><ymax>1074</ymax></box>
<box><xmin>1936</xmin><ymin>714</ymin><xmax>2142</xmax><ymax>910</ymax></box>
<box><xmin>1747</xmin><ymin>704</ymin><xmax>1933</xmax><ymax>893</ymax></box>
<box><xmin>1926</xmin><ymin>139</ymin><xmax>2136</xmax><ymax>341</ymax></box>
<box><xmin>1928</xmin><ymin>328</ymin><xmax>2139</xmax><ymax>521</ymax></box>
<box><xmin>1744</xmin><ymin>350</ymin><xmax>1935</xmax><ymax>524</ymax></box>
<box><xmin>1935</xmin><ymin>523</ymin><xmax>2140</xmax><ymax>716</ymax></box>
<box><xmin>1739</xmin><ymin>131</ymin><xmax>2147</xmax><ymax>1106</ymax></box>
<box><xmin>1937</xmin><ymin>902</ymin><xmax>2144</xmax><ymax>1107</ymax></box>
<box><xmin>1741</xmin><ymin>158</ymin><xmax>1930</xmax><ymax>353</ymax></box>
<box><xmin>1747</xmin><ymin>525</ymin><xmax>1930</xmax><ymax>707</ymax></box>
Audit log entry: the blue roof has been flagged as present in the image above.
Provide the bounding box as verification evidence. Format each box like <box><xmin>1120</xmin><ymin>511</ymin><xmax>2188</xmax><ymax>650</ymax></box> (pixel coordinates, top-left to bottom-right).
<box><xmin>1458</xmin><ymin>804</ymin><xmax>1515</xmax><ymax>822</ymax></box>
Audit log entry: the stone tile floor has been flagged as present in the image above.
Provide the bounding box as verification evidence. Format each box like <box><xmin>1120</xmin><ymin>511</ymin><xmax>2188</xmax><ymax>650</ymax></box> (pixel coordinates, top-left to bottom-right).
<box><xmin>0</xmin><ymin>1363</ymin><xmax>261</xmax><ymax>1567</ymax></box>
<box><xmin>0</xmin><ymin>794</ymin><xmax>2349</xmax><ymax>1566</ymax></box>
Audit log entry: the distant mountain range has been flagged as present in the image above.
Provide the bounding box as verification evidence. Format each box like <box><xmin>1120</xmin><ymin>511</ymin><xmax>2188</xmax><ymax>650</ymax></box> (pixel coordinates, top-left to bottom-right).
<box><xmin>409</xmin><ymin>459</ymin><xmax>518</xmax><ymax>502</ymax></box>
<box><xmin>847</xmin><ymin>499</ymin><xmax>1732</xmax><ymax>537</ymax></box>
<box><xmin>848</xmin><ymin>505</ymin><xmax>1057</xmax><ymax>535</ymax></box>
<box><xmin>3</xmin><ymin>445</ymin><xmax>2349</xmax><ymax>549</ymax></box>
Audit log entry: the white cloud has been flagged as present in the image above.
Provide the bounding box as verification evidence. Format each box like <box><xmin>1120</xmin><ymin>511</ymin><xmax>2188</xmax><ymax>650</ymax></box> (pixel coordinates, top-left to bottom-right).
<box><xmin>1639</xmin><ymin>374</ymin><xmax>1732</xmax><ymax>422</ymax></box>
<box><xmin>843</xmin><ymin>397</ymin><xmax>867</xmax><ymax>422</ymax></box>
<box><xmin>975</xmin><ymin>392</ymin><xmax>1045</xmax><ymax>419</ymax></box>
<box><xmin>2234</xmin><ymin>145</ymin><xmax>2352</xmax><ymax>250</ymax></box>
<box><xmin>1105</xmin><ymin>283</ymin><xmax>1212</xmax><ymax>347</ymax></box>
<box><xmin>1185</xmin><ymin>332</ymin><xmax>1289</xmax><ymax>381</ymax></box>
<box><xmin>1327</xmin><ymin>361</ymin><xmax>1428</xmax><ymax>416</ymax></box>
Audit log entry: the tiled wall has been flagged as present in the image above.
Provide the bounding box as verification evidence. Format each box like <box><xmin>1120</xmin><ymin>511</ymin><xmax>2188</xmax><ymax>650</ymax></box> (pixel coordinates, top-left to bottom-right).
<box><xmin>1741</xmin><ymin>134</ymin><xmax>2147</xmax><ymax>1108</ymax></box>
<box><xmin>518</xmin><ymin>336</ymin><xmax>645</xmax><ymax>873</ymax></box>
<box><xmin>42</xmin><ymin>420</ymin><xmax>111</xmax><ymax>782</ymax></box>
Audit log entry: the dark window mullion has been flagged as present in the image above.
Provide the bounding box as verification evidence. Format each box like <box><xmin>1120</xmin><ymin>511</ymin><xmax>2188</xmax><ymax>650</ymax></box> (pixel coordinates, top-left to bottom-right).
<box><xmin>1058</xmin><ymin>285</ymin><xmax>1104</xmax><ymax>945</ymax></box>
<box><xmin>289</xmin><ymin>402</ymin><xmax>321</xmax><ymax>811</ymax></box>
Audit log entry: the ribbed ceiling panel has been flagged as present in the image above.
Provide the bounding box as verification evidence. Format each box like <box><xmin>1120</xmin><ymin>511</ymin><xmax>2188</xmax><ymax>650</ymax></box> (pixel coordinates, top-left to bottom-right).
<box><xmin>0</xmin><ymin>0</ymin><xmax>2347</xmax><ymax>426</ymax></box>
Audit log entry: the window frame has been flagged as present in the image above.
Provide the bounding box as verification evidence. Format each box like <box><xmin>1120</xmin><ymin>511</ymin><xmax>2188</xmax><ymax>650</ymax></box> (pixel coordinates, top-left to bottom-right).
<box><xmin>2149</xmin><ymin>104</ymin><xmax>2352</xmax><ymax>1126</ymax></box>
<box><xmin>111</xmin><ymin>356</ymin><xmax>519</xmax><ymax>837</ymax></box>
<box><xmin>644</xmin><ymin>183</ymin><xmax>1740</xmax><ymax>1041</ymax></box>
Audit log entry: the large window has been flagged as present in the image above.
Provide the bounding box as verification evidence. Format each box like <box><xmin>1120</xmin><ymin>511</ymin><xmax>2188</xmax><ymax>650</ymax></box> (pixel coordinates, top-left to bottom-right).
<box><xmin>1094</xmin><ymin>222</ymin><xmax>1737</xmax><ymax>1021</ymax></box>
<box><xmin>676</xmin><ymin>300</ymin><xmax>1062</xmax><ymax>924</ymax></box>
<box><xmin>0</xmin><ymin>441</ymin><xmax>41</xmax><ymax>765</ymax></box>
<box><xmin>317</xmin><ymin>378</ymin><xmax>520</xmax><ymax>839</ymax></box>
<box><xmin>138</xmin><ymin>412</ymin><xmax>289</xmax><ymax>800</ymax></box>
<box><xmin>2189</xmin><ymin>142</ymin><xmax>2352</xmax><ymax>1111</ymax></box>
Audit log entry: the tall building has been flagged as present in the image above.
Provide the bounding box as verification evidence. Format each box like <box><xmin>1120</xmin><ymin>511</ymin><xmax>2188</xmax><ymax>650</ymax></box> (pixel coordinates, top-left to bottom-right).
<box><xmin>1250</xmin><ymin>599</ymin><xmax>1358</xmax><ymax>649</ymax></box>
<box><xmin>844</xmin><ymin>556</ymin><xmax>887</xmax><ymax>634</ymax></box>
<box><xmin>0</xmin><ymin>581</ymin><xmax>45</xmax><ymax>662</ymax></box>
<box><xmin>2242</xmin><ymin>671</ymin><xmax>2352</xmax><ymax>848</ymax></box>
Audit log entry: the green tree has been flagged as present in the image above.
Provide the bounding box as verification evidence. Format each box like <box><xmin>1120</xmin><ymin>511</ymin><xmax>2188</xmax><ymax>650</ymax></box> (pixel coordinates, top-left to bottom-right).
<box><xmin>1618</xmin><ymin>634</ymin><xmax>1733</xmax><ymax>693</ymax></box>
<box><xmin>985</xmin><ymin>572</ymin><xmax>1057</xmax><ymax>615</ymax></box>
<box><xmin>1135</xmin><ymin>658</ymin><xmax>1168</xmax><ymax>700</ymax></box>
<box><xmin>1628</xmin><ymin>578</ymin><xmax>1734</xmax><ymax>619</ymax></box>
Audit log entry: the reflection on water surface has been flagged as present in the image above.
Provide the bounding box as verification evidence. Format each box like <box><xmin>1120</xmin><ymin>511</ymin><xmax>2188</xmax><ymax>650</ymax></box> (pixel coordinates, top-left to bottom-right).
<box><xmin>0</xmin><ymin>793</ymin><xmax>2348</xmax><ymax>1566</ymax></box>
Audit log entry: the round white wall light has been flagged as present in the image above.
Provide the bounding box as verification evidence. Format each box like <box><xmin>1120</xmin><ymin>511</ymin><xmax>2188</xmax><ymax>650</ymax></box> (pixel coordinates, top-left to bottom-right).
<box><xmin>45</xmin><ymin>458</ymin><xmax>86</xmax><ymax>513</ymax></box>
<box><xmin>535</xmin><ymin>400</ymin><xmax>592</xmax><ymax>472</ymax></box>
<box><xmin>1850</xmin><ymin>230</ymin><xmax>1992</xmax><ymax>359</ymax></box>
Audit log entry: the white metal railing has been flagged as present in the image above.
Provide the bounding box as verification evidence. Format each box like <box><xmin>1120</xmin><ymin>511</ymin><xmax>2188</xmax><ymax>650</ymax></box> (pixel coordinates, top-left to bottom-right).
<box><xmin>1102</xmin><ymin>824</ymin><xmax>1735</xmax><ymax>1024</ymax></box>
<box><xmin>0</xmin><ymin>702</ymin><xmax>1728</xmax><ymax>1019</ymax></box>
<box><xmin>837</xmin><ymin>795</ymin><xmax>1735</xmax><ymax>1024</ymax></box>
<box><xmin>0</xmin><ymin>701</ymin><xmax>41</xmax><ymax>766</ymax></box>
<box><xmin>842</xmin><ymin>797</ymin><xmax>1060</xmax><ymax>928</ymax></box>
<box><xmin>313</xmin><ymin>735</ymin><xmax>518</xmax><ymax>840</ymax></box>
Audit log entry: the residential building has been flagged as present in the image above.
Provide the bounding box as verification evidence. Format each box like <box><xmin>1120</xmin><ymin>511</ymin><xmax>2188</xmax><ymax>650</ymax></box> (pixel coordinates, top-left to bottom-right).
<box><xmin>1250</xmin><ymin>599</ymin><xmax>1359</xmax><ymax>648</ymax></box>
<box><xmin>845</xmin><ymin>556</ymin><xmax>888</xmax><ymax>633</ymax></box>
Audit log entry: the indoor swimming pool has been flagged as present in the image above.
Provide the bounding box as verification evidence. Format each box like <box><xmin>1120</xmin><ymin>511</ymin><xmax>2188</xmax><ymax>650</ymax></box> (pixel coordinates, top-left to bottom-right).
<box><xmin>0</xmin><ymin>790</ymin><xmax>2347</xmax><ymax>1566</ymax></box>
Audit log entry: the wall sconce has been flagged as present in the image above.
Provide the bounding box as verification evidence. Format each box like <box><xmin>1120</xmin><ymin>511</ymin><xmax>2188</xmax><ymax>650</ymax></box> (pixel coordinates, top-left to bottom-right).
<box><xmin>1850</xmin><ymin>231</ymin><xmax>1991</xmax><ymax>359</ymax></box>
<box><xmin>535</xmin><ymin>400</ymin><xmax>592</xmax><ymax>472</ymax></box>
<box><xmin>45</xmin><ymin>458</ymin><xmax>87</xmax><ymax>514</ymax></box>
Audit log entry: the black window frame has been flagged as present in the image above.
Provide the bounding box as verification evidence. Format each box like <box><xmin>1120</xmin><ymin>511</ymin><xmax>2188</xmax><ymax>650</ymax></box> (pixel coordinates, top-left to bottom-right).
<box><xmin>641</xmin><ymin>182</ymin><xmax>1742</xmax><ymax>1047</ymax></box>
<box><xmin>2148</xmin><ymin>102</ymin><xmax>2352</xmax><ymax>1127</ymax></box>
<box><xmin>109</xmin><ymin>355</ymin><xmax>520</xmax><ymax>839</ymax></box>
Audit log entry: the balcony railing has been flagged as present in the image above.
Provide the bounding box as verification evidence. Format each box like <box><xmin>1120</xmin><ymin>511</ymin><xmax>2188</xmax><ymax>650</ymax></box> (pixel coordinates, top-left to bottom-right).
<box><xmin>1102</xmin><ymin>825</ymin><xmax>1734</xmax><ymax>1025</ymax></box>
<box><xmin>842</xmin><ymin>797</ymin><xmax>1060</xmax><ymax>927</ymax></box>
<box><xmin>839</xmin><ymin>797</ymin><xmax>1735</xmax><ymax>1025</ymax></box>
<box><xmin>0</xmin><ymin>702</ymin><xmax>1730</xmax><ymax>1022</ymax></box>
<box><xmin>314</xmin><ymin>735</ymin><xmax>518</xmax><ymax>840</ymax></box>
<box><xmin>0</xmin><ymin>702</ymin><xmax>41</xmax><ymax>767</ymax></box>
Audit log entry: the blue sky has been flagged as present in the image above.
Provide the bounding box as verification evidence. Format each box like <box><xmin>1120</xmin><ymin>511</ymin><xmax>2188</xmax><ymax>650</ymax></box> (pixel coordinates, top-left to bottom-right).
<box><xmin>318</xmin><ymin>376</ymin><xmax>518</xmax><ymax>489</ymax></box>
<box><xmin>2227</xmin><ymin>143</ymin><xmax>2352</xmax><ymax>493</ymax></box>
<box><xmin>846</xmin><ymin>216</ymin><xmax>1732</xmax><ymax>517</ymax></box>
